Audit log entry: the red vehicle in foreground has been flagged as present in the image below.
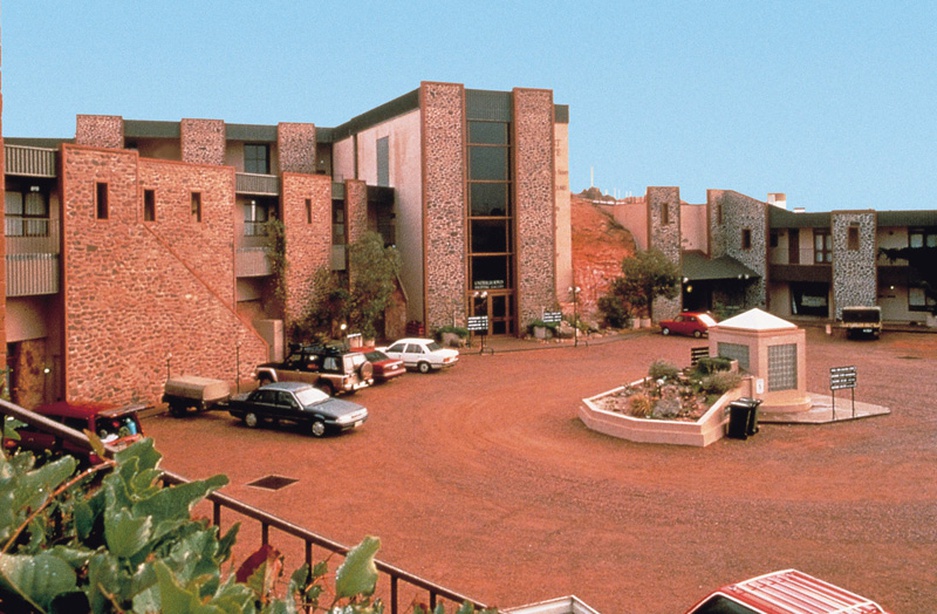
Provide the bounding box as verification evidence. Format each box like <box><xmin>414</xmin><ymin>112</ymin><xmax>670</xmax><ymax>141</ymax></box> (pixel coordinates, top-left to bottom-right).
<box><xmin>660</xmin><ymin>311</ymin><xmax>718</xmax><ymax>338</ymax></box>
<box><xmin>684</xmin><ymin>569</ymin><xmax>889</xmax><ymax>614</ymax></box>
<box><xmin>5</xmin><ymin>401</ymin><xmax>145</xmax><ymax>465</ymax></box>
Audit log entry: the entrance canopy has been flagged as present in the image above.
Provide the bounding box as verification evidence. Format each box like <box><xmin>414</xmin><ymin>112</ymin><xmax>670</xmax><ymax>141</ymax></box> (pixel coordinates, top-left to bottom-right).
<box><xmin>682</xmin><ymin>251</ymin><xmax>760</xmax><ymax>281</ymax></box>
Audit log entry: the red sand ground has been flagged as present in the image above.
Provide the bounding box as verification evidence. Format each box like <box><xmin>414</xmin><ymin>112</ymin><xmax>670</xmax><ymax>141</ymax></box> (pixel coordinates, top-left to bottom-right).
<box><xmin>144</xmin><ymin>327</ymin><xmax>937</xmax><ymax>614</ymax></box>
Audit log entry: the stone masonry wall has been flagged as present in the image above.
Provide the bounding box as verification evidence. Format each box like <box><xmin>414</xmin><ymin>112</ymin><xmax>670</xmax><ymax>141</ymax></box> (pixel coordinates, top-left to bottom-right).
<box><xmin>513</xmin><ymin>88</ymin><xmax>557</xmax><ymax>326</ymax></box>
<box><xmin>832</xmin><ymin>210</ymin><xmax>877</xmax><ymax>318</ymax></box>
<box><xmin>61</xmin><ymin>145</ymin><xmax>268</xmax><ymax>406</ymax></box>
<box><xmin>646</xmin><ymin>187</ymin><xmax>683</xmax><ymax>320</ymax></box>
<box><xmin>420</xmin><ymin>82</ymin><xmax>466</xmax><ymax>331</ymax></box>
<box><xmin>181</xmin><ymin>119</ymin><xmax>226</xmax><ymax>165</ymax></box>
<box><xmin>708</xmin><ymin>190</ymin><xmax>767</xmax><ymax>309</ymax></box>
<box><xmin>281</xmin><ymin>173</ymin><xmax>333</xmax><ymax>330</ymax></box>
<box><xmin>278</xmin><ymin>123</ymin><xmax>317</xmax><ymax>174</ymax></box>
<box><xmin>76</xmin><ymin>115</ymin><xmax>124</xmax><ymax>148</ymax></box>
<box><xmin>345</xmin><ymin>179</ymin><xmax>368</xmax><ymax>247</ymax></box>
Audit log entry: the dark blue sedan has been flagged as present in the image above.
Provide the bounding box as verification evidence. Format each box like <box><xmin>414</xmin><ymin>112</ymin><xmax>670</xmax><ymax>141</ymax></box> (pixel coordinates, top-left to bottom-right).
<box><xmin>228</xmin><ymin>381</ymin><xmax>368</xmax><ymax>437</ymax></box>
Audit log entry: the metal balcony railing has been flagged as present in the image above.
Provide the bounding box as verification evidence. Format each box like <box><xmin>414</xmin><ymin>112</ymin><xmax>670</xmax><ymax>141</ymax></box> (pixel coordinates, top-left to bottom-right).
<box><xmin>236</xmin><ymin>246</ymin><xmax>273</xmax><ymax>277</ymax></box>
<box><xmin>0</xmin><ymin>400</ymin><xmax>489</xmax><ymax>614</ymax></box>
<box><xmin>6</xmin><ymin>253</ymin><xmax>59</xmax><ymax>296</ymax></box>
<box><xmin>236</xmin><ymin>172</ymin><xmax>280</xmax><ymax>196</ymax></box>
<box><xmin>5</xmin><ymin>144</ymin><xmax>57</xmax><ymax>177</ymax></box>
<box><xmin>5</xmin><ymin>220</ymin><xmax>60</xmax><ymax>297</ymax></box>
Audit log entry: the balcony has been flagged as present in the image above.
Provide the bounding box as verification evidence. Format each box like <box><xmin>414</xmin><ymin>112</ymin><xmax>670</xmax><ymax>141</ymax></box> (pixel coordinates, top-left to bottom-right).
<box><xmin>769</xmin><ymin>263</ymin><xmax>832</xmax><ymax>284</ymax></box>
<box><xmin>236</xmin><ymin>247</ymin><xmax>273</xmax><ymax>277</ymax></box>
<box><xmin>7</xmin><ymin>253</ymin><xmax>59</xmax><ymax>296</ymax></box>
<box><xmin>5</xmin><ymin>144</ymin><xmax>57</xmax><ymax>177</ymax></box>
<box><xmin>235</xmin><ymin>173</ymin><xmax>279</xmax><ymax>196</ymax></box>
<box><xmin>6</xmin><ymin>219</ymin><xmax>60</xmax><ymax>297</ymax></box>
<box><xmin>330</xmin><ymin>245</ymin><xmax>346</xmax><ymax>271</ymax></box>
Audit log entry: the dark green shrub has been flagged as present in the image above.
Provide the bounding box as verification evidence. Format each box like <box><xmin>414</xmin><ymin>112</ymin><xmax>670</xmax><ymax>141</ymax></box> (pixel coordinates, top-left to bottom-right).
<box><xmin>597</xmin><ymin>294</ymin><xmax>631</xmax><ymax>328</ymax></box>
<box><xmin>693</xmin><ymin>356</ymin><xmax>733</xmax><ymax>376</ymax></box>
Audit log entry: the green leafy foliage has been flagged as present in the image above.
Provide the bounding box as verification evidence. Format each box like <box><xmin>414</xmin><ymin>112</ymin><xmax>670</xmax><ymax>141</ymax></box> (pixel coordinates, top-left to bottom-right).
<box><xmin>599</xmin><ymin>248</ymin><xmax>680</xmax><ymax>322</ymax></box>
<box><xmin>335</xmin><ymin>536</ymin><xmax>380</xmax><ymax>599</ymax></box>
<box><xmin>0</xmin><ymin>434</ymin><xmax>493</xmax><ymax>614</ymax></box>
<box><xmin>348</xmin><ymin>232</ymin><xmax>402</xmax><ymax>340</ymax></box>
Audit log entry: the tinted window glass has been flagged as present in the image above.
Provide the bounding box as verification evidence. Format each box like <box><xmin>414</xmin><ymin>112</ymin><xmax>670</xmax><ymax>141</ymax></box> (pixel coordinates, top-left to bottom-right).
<box><xmin>469</xmin><ymin>122</ymin><xmax>508</xmax><ymax>145</ymax></box>
<box><xmin>469</xmin><ymin>147</ymin><xmax>508</xmax><ymax>181</ymax></box>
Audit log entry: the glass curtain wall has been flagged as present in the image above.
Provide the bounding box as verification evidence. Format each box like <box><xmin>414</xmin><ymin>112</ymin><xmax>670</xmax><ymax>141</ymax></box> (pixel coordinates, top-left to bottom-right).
<box><xmin>467</xmin><ymin>120</ymin><xmax>514</xmax><ymax>334</ymax></box>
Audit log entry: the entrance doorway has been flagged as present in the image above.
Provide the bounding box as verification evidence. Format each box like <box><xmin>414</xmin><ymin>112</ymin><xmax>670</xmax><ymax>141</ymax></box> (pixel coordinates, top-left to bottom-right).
<box><xmin>471</xmin><ymin>291</ymin><xmax>514</xmax><ymax>335</ymax></box>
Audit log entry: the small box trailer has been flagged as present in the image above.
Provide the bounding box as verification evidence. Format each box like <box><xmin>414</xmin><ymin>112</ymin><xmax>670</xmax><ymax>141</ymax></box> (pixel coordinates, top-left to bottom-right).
<box><xmin>162</xmin><ymin>375</ymin><xmax>232</xmax><ymax>417</ymax></box>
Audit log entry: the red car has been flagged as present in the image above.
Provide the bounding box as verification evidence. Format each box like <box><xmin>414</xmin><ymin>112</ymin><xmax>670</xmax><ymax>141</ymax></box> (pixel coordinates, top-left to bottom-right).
<box><xmin>6</xmin><ymin>401</ymin><xmax>145</xmax><ymax>464</ymax></box>
<box><xmin>684</xmin><ymin>568</ymin><xmax>890</xmax><ymax>613</ymax></box>
<box><xmin>363</xmin><ymin>349</ymin><xmax>406</xmax><ymax>383</ymax></box>
<box><xmin>659</xmin><ymin>311</ymin><xmax>717</xmax><ymax>338</ymax></box>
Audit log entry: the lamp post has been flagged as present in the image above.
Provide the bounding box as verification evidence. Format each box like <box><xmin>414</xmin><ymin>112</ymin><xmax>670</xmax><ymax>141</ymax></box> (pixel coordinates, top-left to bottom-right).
<box><xmin>569</xmin><ymin>286</ymin><xmax>581</xmax><ymax>347</ymax></box>
<box><xmin>43</xmin><ymin>367</ymin><xmax>51</xmax><ymax>403</ymax></box>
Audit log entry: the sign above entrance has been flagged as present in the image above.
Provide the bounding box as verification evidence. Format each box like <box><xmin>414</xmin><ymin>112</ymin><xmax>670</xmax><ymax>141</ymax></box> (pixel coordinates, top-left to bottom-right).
<box><xmin>473</xmin><ymin>280</ymin><xmax>505</xmax><ymax>290</ymax></box>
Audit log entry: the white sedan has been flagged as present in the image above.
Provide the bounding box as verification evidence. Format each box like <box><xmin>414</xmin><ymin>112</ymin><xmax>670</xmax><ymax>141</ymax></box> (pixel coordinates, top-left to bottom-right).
<box><xmin>380</xmin><ymin>337</ymin><xmax>459</xmax><ymax>373</ymax></box>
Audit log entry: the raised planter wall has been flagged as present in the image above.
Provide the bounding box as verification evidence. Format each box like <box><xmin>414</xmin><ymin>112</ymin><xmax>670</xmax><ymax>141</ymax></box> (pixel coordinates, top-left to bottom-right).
<box><xmin>579</xmin><ymin>380</ymin><xmax>750</xmax><ymax>447</ymax></box>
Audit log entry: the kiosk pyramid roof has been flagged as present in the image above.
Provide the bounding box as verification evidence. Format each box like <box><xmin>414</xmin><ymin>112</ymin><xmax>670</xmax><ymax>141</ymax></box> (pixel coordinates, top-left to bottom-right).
<box><xmin>715</xmin><ymin>308</ymin><xmax>797</xmax><ymax>331</ymax></box>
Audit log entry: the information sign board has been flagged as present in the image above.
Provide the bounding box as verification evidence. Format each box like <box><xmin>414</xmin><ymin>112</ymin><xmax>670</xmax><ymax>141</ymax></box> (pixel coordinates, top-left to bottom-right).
<box><xmin>467</xmin><ymin>316</ymin><xmax>489</xmax><ymax>332</ymax></box>
<box><xmin>830</xmin><ymin>366</ymin><xmax>857</xmax><ymax>391</ymax></box>
<box><xmin>542</xmin><ymin>311</ymin><xmax>563</xmax><ymax>324</ymax></box>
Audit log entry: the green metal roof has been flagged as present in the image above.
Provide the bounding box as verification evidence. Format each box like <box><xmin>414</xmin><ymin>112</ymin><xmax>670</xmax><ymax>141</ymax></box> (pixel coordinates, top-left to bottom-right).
<box><xmin>327</xmin><ymin>89</ymin><xmax>421</xmax><ymax>143</ymax></box>
<box><xmin>226</xmin><ymin>123</ymin><xmax>278</xmax><ymax>142</ymax></box>
<box><xmin>124</xmin><ymin>120</ymin><xmax>180</xmax><ymax>139</ymax></box>
<box><xmin>877</xmin><ymin>210</ymin><xmax>937</xmax><ymax>227</ymax></box>
<box><xmin>769</xmin><ymin>207</ymin><xmax>830</xmax><ymax>228</ymax></box>
<box><xmin>682</xmin><ymin>251</ymin><xmax>760</xmax><ymax>281</ymax></box>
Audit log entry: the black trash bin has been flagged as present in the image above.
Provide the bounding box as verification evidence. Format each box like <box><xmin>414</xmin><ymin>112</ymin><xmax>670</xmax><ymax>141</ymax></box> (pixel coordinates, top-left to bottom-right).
<box><xmin>726</xmin><ymin>397</ymin><xmax>762</xmax><ymax>439</ymax></box>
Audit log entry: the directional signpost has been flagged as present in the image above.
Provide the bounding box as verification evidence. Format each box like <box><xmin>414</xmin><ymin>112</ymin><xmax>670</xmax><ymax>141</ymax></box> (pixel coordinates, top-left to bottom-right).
<box><xmin>829</xmin><ymin>366</ymin><xmax>857</xmax><ymax>419</ymax></box>
<box><xmin>468</xmin><ymin>315</ymin><xmax>492</xmax><ymax>355</ymax></box>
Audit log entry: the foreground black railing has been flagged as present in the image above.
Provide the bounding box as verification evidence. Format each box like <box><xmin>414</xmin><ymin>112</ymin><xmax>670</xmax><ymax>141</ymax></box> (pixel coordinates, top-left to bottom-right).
<box><xmin>0</xmin><ymin>400</ymin><xmax>488</xmax><ymax>613</ymax></box>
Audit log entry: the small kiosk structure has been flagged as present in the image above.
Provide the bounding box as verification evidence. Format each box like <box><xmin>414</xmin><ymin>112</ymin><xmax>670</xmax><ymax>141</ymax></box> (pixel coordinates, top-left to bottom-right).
<box><xmin>708</xmin><ymin>308</ymin><xmax>812</xmax><ymax>414</ymax></box>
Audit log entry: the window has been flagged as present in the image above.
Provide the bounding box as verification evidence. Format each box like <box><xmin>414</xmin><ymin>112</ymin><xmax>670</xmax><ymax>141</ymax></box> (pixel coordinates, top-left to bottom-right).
<box><xmin>769</xmin><ymin>230</ymin><xmax>779</xmax><ymax>248</ymax></box>
<box><xmin>717</xmin><ymin>343</ymin><xmax>750</xmax><ymax>372</ymax></box>
<box><xmin>305</xmin><ymin>198</ymin><xmax>312</xmax><ymax>224</ymax></box>
<box><xmin>814</xmin><ymin>229</ymin><xmax>832</xmax><ymax>263</ymax></box>
<box><xmin>243</xmin><ymin>200</ymin><xmax>269</xmax><ymax>236</ymax></box>
<box><xmin>909</xmin><ymin>228</ymin><xmax>937</xmax><ymax>248</ymax></box>
<box><xmin>143</xmin><ymin>189</ymin><xmax>156</xmax><ymax>222</ymax></box>
<box><xmin>5</xmin><ymin>185</ymin><xmax>49</xmax><ymax>236</ymax></box>
<box><xmin>96</xmin><ymin>183</ymin><xmax>109</xmax><ymax>220</ymax></box>
<box><xmin>662</xmin><ymin>202</ymin><xmax>670</xmax><ymax>225</ymax></box>
<box><xmin>741</xmin><ymin>228</ymin><xmax>752</xmax><ymax>250</ymax></box>
<box><xmin>847</xmin><ymin>224</ymin><xmax>860</xmax><ymax>250</ymax></box>
<box><xmin>191</xmin><ymin>192</ymin><xmax>202</xmax><ymax>222</ymax></box>
<box><xmin>332</xmin><ymin>200</ymin><xmax>345</xmax><ymax>245</ymax></box>
<box><xmin>767</xmin><ymin>344</ymin><xmax>797</xmax><ymax>391</ymax></box>
<box><xmin>244</xmin><ymin>144</ymin><xmax>270</xmax><ymax>174</ymax></box>
<box><xmin>376</xmin><ymin>136</ymin><xmax>389</xmax><ymax>187</ymax></box>
<box><xmin>909</xmin><ymin>286</ymin><xmax>936</xmax><ymax>312</ymax></box>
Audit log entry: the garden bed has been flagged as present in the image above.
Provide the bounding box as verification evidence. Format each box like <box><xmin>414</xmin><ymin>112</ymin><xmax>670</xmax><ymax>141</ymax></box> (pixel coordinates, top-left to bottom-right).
<box><xmin>578</xmin><ymin>359</ymin><xmax>748</xmax><ymax>446</ymax></box>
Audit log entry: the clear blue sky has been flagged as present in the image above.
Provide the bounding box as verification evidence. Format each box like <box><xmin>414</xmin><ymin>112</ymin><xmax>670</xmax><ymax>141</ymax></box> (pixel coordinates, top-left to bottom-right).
<box><xmin>3</xmin><ymin>1</ymin><xmax>935</xmax><ymax>211</ymax></box>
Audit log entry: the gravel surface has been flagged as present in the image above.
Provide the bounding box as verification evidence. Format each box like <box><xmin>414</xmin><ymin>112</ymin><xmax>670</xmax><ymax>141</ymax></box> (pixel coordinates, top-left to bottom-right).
<box><xmin>143</xmin><ymin>328</ymin><xmax>937</xmax><ymax>613</ymax></box>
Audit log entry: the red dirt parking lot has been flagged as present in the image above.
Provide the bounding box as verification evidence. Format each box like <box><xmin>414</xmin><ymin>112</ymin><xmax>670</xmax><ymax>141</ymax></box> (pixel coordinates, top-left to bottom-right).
<box><xmin>143</xmin><ymin>327</ymin><xmax>937</xmax><ymax>614</ymax></box>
